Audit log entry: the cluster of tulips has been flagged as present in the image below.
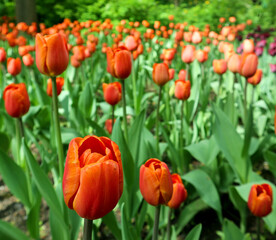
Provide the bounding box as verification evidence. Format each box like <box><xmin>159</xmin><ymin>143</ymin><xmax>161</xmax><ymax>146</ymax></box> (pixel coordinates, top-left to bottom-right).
<box><xmin>0</xmin><ymin>13</ymin><xmax>275</xmax><ymax>240</ymax></box>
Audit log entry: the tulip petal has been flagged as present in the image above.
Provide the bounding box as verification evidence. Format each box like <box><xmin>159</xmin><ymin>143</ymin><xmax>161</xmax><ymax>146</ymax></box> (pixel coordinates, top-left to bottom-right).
<box><xmin>78</xmin><ymin>136</ymin><xmax>106</xmax><ymax>157</ymax></box>
<box><xmin>114</xmin><ymin>50</ymin><xmax>132</xmax><ymax>79</ymax></box>
<box><xmin>36</xmin><ymin>34</ymin><xmax>49</xmax><ymax>75</ymax></box>
<box><xmin>159</xmin><ymin>164</ymin><xmax>173</xmax><ymax>204</ymax></box>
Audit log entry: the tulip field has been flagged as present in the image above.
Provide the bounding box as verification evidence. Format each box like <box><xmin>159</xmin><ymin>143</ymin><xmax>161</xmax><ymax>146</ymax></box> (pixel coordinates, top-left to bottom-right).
<box><xmin>0</xmin><ymin>8</ymin><xmax>276</xmax><ymax>240</ymax></box>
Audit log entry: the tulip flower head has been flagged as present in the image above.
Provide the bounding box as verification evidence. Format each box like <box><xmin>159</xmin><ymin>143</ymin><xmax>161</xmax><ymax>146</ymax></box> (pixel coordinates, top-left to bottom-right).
<box><xmin>152</xmin><ymin>63</ymin><xmax>170</xmax><ymax>86</ymax></box>
<box><xmin>36</xmin><ymin>33</ymin><xmax>69</xmax><ymax>77</ymax></box>
<box><xmin>248</xmin><ymin>183</ymin><xmax>273</xmax><ymax>217</ymax></box>
<box><xmin>102</xmin><ymin>82</ymin><xmax>122</xmax><ymax>105</ymax></box>
<box><xmin>3</xmin><ymin>83</ymin><xmax>30</xmax><ymax>118</ymax></box>
<box><xmin>22</xmin><ymin>53</ymin><xmax>34</xmax><ymax>67</ymax></box>
<box><xmin>0</xmin><ymin>47</ymin><xmax>6</xmax><ymax>62</ymax></box>
<box><xmin>247</xmin><ymin>69</ymin><xmax>262</xmax><ymax>85</ymax></box>
<box><xmin>227</xmin><ymin>54</ymin><xmax>241</xmax><ymax>73</ymax></box>
<box><xmin>174</xmin><ymin>80</ymin><xmax>191</xmax><ymax>100</ymax></box>
<box><xmin>181</xmin><ymin>45</ymin><xmax>195</xmax><ymax>64</ymax></box>
<box><xmin>213</xmin><ymin>59</ymin><xmax>227</xmax><ymax>75</ymax></box>
<box><xmin>46</xmin><ymin>77</ymin><xmax>65</xmax><ymax>97</ymax></box>
<box><xmin>178</xmin><ymin>70</ymin><xmax>187</xmax><ymax>81</ymax></box>
<box><xmin>139</xmin><ymin>158</ymin><xmax>173</xmax><ymax>206</ymax></box>
<box><xmin>7</xmin><ymin>57</ymin><xmax>21</xmax><ymax>76</ymax></box>
<box><xmin>239</xmin><ymin>53</ymin><xmax>258</xmax><ymax>78</ymax></box>
<box><xmin>167</xmin><ymin>174</ymin><xmax>188</xmax><ymax>209</ymax></box>
<box><xmin>63</xmin><ymin>135</ymin><xmax>123</xmax><ymax>220</ymax></box>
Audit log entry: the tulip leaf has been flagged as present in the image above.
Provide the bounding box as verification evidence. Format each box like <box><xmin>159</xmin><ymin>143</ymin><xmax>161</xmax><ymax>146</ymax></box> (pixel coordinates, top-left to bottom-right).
<box><xmin>183</xmin><ymin>169</ymin><xmax>222</xmax><ymax>222</ymax></box>
<box><xmin>264</xmin><ymin>151</ymin><xmax>276</xmax><ymax>178</ymax></box>
<box><xmin>78</xmin><ymin>81</ymin><xmax>94</xmax><ymax>119</ymax></box>
<box><xmin>68</xmin><ymin>209</ymin><xmax>82</xmax><ymax>240</ymax></box>
<box><xmin>86</xmin><ymin>119</ymin><xmax>108</xmax><ymax>137</ymax></box>
<box><xmin>222</xmin><ymin>219</ymin><xmax>245</xmax><ymax>240</ymax></box>
<box><xmin>102</xmin><ymin>211</ymin><xmax>122</xmax><ymax>240</ymax></box>
<box><xmin>22</xmin><ymin>139</ymin><xmax>69</xmax><ymax>237</ymax></box>
<box><xmin>0</xmin><ymin>132</ymin><xmax>10</xmax><ymax>152</ymax></box>
<box><xmin>235</xmin><ymin>181</ymin><xmax>276</xmax><ymax>234</ymax></box>
<box><xmin>185</xmin><ymin>223</ymin><xmax>202</xmax><ymax>240</ymax></box>
<box><xmin>0</xmin><ymin>220</ymin><xmax>30</xmax><ymax>240</ymax></box>
<box><xmin>27</xmin><ymin>195</ymin><xmax>41</xmax><ymax>239</ymax></box>
<box><xmin>121</xmin><ymin>203</ymin><xmax>132</xmax><ymax>240</ymax></box>
<box><xmin>61</xmin><ymin>127</ymin><xmax>82</xmax><ymax>144</ymax></box>
<box><xmin>0</xmin><ymin>149</ymin><xmax>32</xmax><ymax>208</ymax></box>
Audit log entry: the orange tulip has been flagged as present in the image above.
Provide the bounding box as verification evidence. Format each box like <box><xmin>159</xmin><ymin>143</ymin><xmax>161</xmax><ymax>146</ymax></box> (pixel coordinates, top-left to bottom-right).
<box><xmin>174</xmin><ymin>80</ymin><xmax>191</xmax><ymax>100</ymax></box>
<box><xmin>22</xmin><ymin>53</ymin><xmax>34</xmax><ymax>67</ymax></box>
<box><xmin>192</xmin><ymin>31</ymin><xmax>202</xmax><ymax>44</ymax></box>
<box><xmin>239</xmin><ymin>53</ymin><xmax>258</xmax><ymax>78</ymax></box>
<box><xmin>243</xmin><ymin>39</ymin><xmax>254</xmax><ymax>54</ymax></box>
<box><xmin>181</xmin><ymin>45</ymin><xmax>195</xmax><ymax>64</ymax></box>
<box><xmin>196</xmin><ymin>50</ymin><xmax>208</xmax><ymax>63</ymax></box>
<box><xmin>248</xmin><ymin>184</ymin><xmax>273</xmax><ymax>217</ymax></box>
<box><xmin>102</xmin><ymin>82</ymin><xmax>122</xmax><ymax>105</ymax></box>
<box><xmin>125</xmin><ymin>35</ymin><xmax>138</xmax><ymax>51</ymax></box>
<box><xmin>178</xmin><ymin>70</ymin><xmax>187</xmax><ymax>81</ymax></box>
<box><xmin>106</xmin><ymin>46</ymin><xmax>132</xmax><ymax>80</ymax></box>
<box><xmin>3</xmin><ymin>83</ymin><xmax>30</xmax><ymax>118</ymax></box>
<box><xmin>0</xmin><ymin>47</ymin><xmax>6</xmax><ymax>62</ymax></box>
<box><xmin>213</xmin><ymin>59</ymin><xmax>227</xmax><ymax>75</ymax></box>
<box><xmin>63</xmin><ymin>135</ymin><xmax>123</xmax><ymax>220</ymax></box>
<box><xmin>7</xmin><ymin>58</ymin><xmax>21</xmax><ymax>76</ymax></box>
<box><xmin>247</xmin><ymin>69</ymin><xmax>262</xmax><ymax>85</ymax></box>
<box><xmin>139</xmin><ymin>158</ymin><xmax>173</xmax><ymax>206</ymax></box>
<box><xmin>227</xmin><ymin>54</ymin><xmax>241</xmax><ymax>73</ymax></box>
<box><xmin>46</xmin><ymin>77</ymin><xmax>64</xmax><ymax>97</ymax></box>
<box><xmin>35</xmin><ymin>33</ymin><xmax>69</xmax><ymax>77</ymax></box>
<box><xmin>169</xmin><ymin>69</ymin><xmax>175</xmax><ymax>80</ymax></box>
<box><xmin>71</xmin><ymin>55</ymin><xmax>81</xmax><ymax>68</ymax></box>
<box><xmin>167</xmin><ymin>174</ymin><xmax>188</xmax><ymax>209</ymax></box>
<box><xmin>152</xmin><ymin>63</ymin><xmax>170</xmax><ymax>86</ymax></box>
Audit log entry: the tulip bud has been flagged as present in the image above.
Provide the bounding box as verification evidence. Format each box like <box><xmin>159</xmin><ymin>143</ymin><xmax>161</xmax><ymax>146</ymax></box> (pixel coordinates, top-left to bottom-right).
<box><xmin>3</xmin><ymin>83</ymin><xmax>30</xmax><ymax>118</ymax></box>
<box><xmin>178</xmin><ymin>70</ymin><xmax>187</xmax><ymax>81</ymax></box>
<box><xmin>105</xmin><ymin>119</ymin><xmax>115</xmax><ymax>134</ymax></box>
<box><xmin>36</xmin><ymin>33</ymin><xmax>69</xmax><ymax>77</ymax></box>
<box><xmin>213</xmin><ymin>59</ymin><xmax>227</xmax><ymax>75</ymax></box>
<box><xmin>46</xmin><ymin>77</ymin><xmax>64</xmax><ymax>97</ymax></box>
<box><xmin>181</xmin><ymin>45</ymin><xmax>195</xmax><ymax>64</ymax></box>
<box><xmin>102</xmin><ymin>82</ymin><xmax>122</xmax><ymax>105</ymax></box>
<box><xmin>7</xmin><ymin>58</ymin><xmax>21</xmax><ymax>76</ymax></box>
<box><xmin>192</xmin><ymin>31</ymin><xmax>202</xmax><ymax>44</ymax></box>
<box><xmin>227</xmin><ymin>54</ymin><xmax>241</xmax><ymax>73</ymax></box>
<box><xmin>63</xmin><ymin>135</ymin><xmax>123</xmax><ymax>220</ymax></box>
<box><xmin>167</xmin><ymin>174</ymin><xmax>188</xmax><ymax>209</ymax></box>
<box><xmin>239</xmin><ymin>53</ymin><xmax>258</xmax><ymax>78</ymax></box>
<box><xmin>0</xmin><ymin>47</ymin><xmax>6</xmax><ymax>62</ymax></box>
<box><xmin>125</xmin><ymin>35</ymin><xmax>138</xmax><ymax>51</ymax></box>
<box><xmin>247</xmin><ymin>69</ymin><xmax>262</xmax><ymax>85</ymax></box>
<box><xmin>169</xmin><ymin>69</ymin><xmax>175</xmax><ymax>80</ymax></box>
<box><xmin>139</xmin><ymin>158</ymin><xmax>173</xmax><ymax>206</ymax></box>
<box><xmin>152</xmin><ymin>63</ymin><xmax>170</xmax><ymax>86</ymax></box>
<box><xmin>106</xmin><ymin>46</ymin><xmax>132</xmax><ymax>80</ymax></box>
<box><xmin>248</xmin><ymin>184</ymin><xmax>273</xmax><ymax>217</ymax></box>
<box><xmin>22</xmin><ymin>53</ymin><xmax>34</xmax><ymax>67</ymax></box>
<box><xmin>174</xmin><ymin>80</ymin><xmax>191</xmax><ymax>100</ymax></box>
<box><xmin>196</xmin><ymin>50</ymin><xmax>208</xmax><ymax>63</ymax></box>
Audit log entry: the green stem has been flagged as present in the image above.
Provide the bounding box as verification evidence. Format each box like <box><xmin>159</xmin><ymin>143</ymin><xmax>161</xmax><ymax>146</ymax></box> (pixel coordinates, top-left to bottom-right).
<box><xmin>152</xmin><ymin>205</ymin><xmax>161</xmax><ymax>240</ymax></box>
<box><xmin>201</xmin><ymin>63</ymin><xmax>204</xmax><ymax>86</ymax></box>
<box><xmin>186</xmin><ymin>64</ymin><xmax>189</xmax><ymax>81</ymax></box>
<box><xmin>83</xmin><ymin>219</ymin><xmax>93</xmax><ymax>240</ymax></box>
<box><xmin>112</xmin><ymin>105</ymin><xmax>115</xmax><ymax>128</ymax></box>
<box><xmin>15</xmin><ymin>118</ymin><xmax>23</xmax><ymax>164</ymax></box>
<box><xmin>217</xmin><ymin>75</ymin><xmax>222</xmax><ymax>105</ymax></box>
<box><xmin>121</xmin><ymin>79</ymin><xmax>128</xmax><ymax>142</ymax></box>
<box><xmin>156</xmin><ymin>86</ymin><xmax>162</xmax><ymax>154</ymax></box>
<box><xmin>244</xmin><ymin>79</ymin><xmax>248</xmax><ymax>123</ymax></box>
<box><xmin>0</xmin><ymin>63</ymin><xmax>6</xmax><ymax>90</ymax></box>
<box><xmin>51</xmin><ymin>76</ymin><xmax>64</xmax><ymax>178</ymax></box>
<box><xmin>166</xmin><ymin>208</ymin><xmax>172</xmax><ymax>240</ymax></box>
<box><xmin>257</xmin><ymin>217</ymin><xmax>261</xmax><ymax>240</ymax></box>
<box><xmin>180</xmin><ymin>100</ymin><xmax>184</xmax><ymax>172</ymax></box>
<box><xmin>131</xmin><ymin>56</ymin><xmax>138</xmax><ymax>115</ymax></box>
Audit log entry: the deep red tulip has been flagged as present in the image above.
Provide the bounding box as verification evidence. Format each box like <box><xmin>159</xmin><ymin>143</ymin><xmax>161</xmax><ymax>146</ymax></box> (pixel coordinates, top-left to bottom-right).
<box><xmin>3</xmin><ymin>83</ymin><xmax>30</xmax><ymax>118</ymax></box>
<box><xmin>102</xmin><ymin>82</ymin><xmax>122</xmax><ymax>105</ymax></box>
<box><xmin>36</xmin><ymin>33</ymin><xmax>69</xmax><ymax>77</ymax></box>
<box><xmin>63</xmin><ymin>135</ymin><xmax>123</xmax><ymax>220</ymax></box>
<box><xmin>174</xmin><ymin>80</ymin><xmax>191</xmax><ymax>100</ymax></box>
<box><xmin>7</xmin><ymin>58</ymin><xmax>21</xmax><ymax>76</ymax></box>
<box><xmin>139</xmin><ymin>158</ymin><xmax>173</xmax><ymax>206</ymax></box>
<box><xmin>46</xmin><ymin>77</ymin><xmax>64</xmax><ymax>97</ymax></box>
<box><xmin>248</xmin><ymin>184</ymin><xmax>273</xmax><ymax>217</ymax></box>
<box><xmin>152</xmin><ymin>63</ymin><xmax>170</xmax><ymax>86</ymax></box>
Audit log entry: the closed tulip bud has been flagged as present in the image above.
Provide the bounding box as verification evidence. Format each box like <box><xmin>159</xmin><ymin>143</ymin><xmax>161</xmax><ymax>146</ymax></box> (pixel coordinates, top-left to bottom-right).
<box><xmin>243</xmin><ymin>39</ymin><xmax>254</xmax><ymax>54</ymax></box>
<box><xmin>248</xmin><ymin>184</ymin><xmax>273</xmax><ymax>217</ymax></box>
<box><xmin>227</xmin><ymin>54</ymin><xmax>241</xmax><ymax>73</ymax></box>
<box><xmin>22</xmin><ymin>53</ymin><xmax>34</xmax><ymax>67</ymax></box>
<box><xmin>196</xmin><ymin>50</ymin><xmax>208</xmax><ymax>63</ymax></box>
<box><xmin>125</xmin><ymin>35</ymin><xmax>138</xmax><ymax>51</ymax></box>
<box><xmin>178</xmin><ymin>70</ymin><xmax>187</xmax><ymax>81</ymax></box>
<box><xmin>167</xmin><ymin>174</ymin><xmax>188</xmax><ymax>209</ymax></box>
<box><xmin>3</xmin><ymin>83</ymin><xmax>30</xmax><ymax>118</ymax></box>
<box><xmin>192</xmin><ymin>31</ymin><xmax>202</xmax><ymax>44</ymax></box>
<box><xmin>63</xmin><ymin>135</ymin><xmax>123</xmax><ymax>220</ymax></box>
<box><xmin>105</xmin><ymin>119</ymin><xmax>115</xmax><ymax>134</ymax></box>
<box><xmin>169</xmin><ymin>69</ymin><xmax>175</xmax><ymax>80</ymax></box>
<box><xmin>139</xmin><ymin>158</ymin><xmax>173</xmax><ymax>206</ymax></box>
<box><xmin>239</xmin><ymin>53</ymin><xmax>258</xmax><ymax>78</ymax></box>
<box><xmin>0</xmin><ymin>47</ymin><xmax>6</xmax><ymax>62</ymax></box>
<box><xmin>102</xmin><ymin>82</ymin><xmax>122</xmax><ymax>105</ymax></box>
<box><xmin>7</xmin><ymin>58</ymin><xmax>21</xmax><ymax>76</ymax></box>
<box><xmin>213</xmin><ymin>59</ymin><xmax>227</xmax><ymax>75</ymax></box>
<box><xmin>181</xmin><ymin>45</ymin><xmax>195</xmax><ymax>64</ymax></box>
<box><xmin>106</xmin><ymin>46</ymin><xmax>132</xmax><ymax>80</ymax></box>
<box><xmin>36</xmin><ymin>33</ymin><xmax>69</xmax><ymax>77</ymax></box>
<box><xmin>46</xmin><ymin>77</ymin><xmax>64</xmax><ymax>97</ymax></box>
<box><xmin>247</xmin><ymin>69</ymin><xmax>262</xmax><ymax>85</ymax></box>
<box><xmin>152</xmin><ymin>63</ymin><xmax>170</xmax><ymax>86</ymax></box>
<box><xmin>174</xmin><ymin>80</ymin><xmax>191</xmax><ymax>100</ymax></box>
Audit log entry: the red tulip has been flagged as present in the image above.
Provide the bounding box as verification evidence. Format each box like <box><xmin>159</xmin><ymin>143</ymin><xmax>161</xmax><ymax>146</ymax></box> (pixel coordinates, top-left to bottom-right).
<box><xmin>125</xmin><ymin>35</ymin><xmax>138</xmax><ymax>51</ymax></box>
<box><xmin>105</xmin><ymin>119</ymin><xmax>116</xmax><ymax>134</ymax></box>
<box><xmin>178</xmin><ymin>70</ymin><xmax>187</xmax><ymax>81</ymax></box>
<box><xmin>174</xmin><ymin>80</ymin><xmax>191</xmax><ymax>100</ymax></box>
<box><xmin>7</xmin><ymin>58</ymin><xmax>21</xmax><ymax>76</ymax></box>
<box><xmin>3</xmin><ymin>83</ymin><xmax>30</xmax><ymax>118</ymax></box>
<box><xmin>102</xmin><ymin>82</ymin><xmax>122</xmax><ymax>105</ymax></box>
<box><xmin>63</xmin><ymin>135</ymin><xmax>123</xmax><ymax>220</ymax></box>
<box><xmin>239</xmin><ymin>53</ymin><xmax>258</xmax><ymax>78</ymax></box>
<box><xmin>0</xmin><ymin>47</ymin><xmax>6</xmax><ymax>62</ymax></box>
<box><xmin>167</xmin><ymin>174</ymin><xmax>188</xmax><ymax>209</ymax></box>
<box><xmin>36</xmin><ymin>33</ymin><xmax>69</xmax><ymax>77</ymax></box>
<box><xmin>248</xmin><ymin>184</ymin><xmax>273</xmax><ymax>217</ymax></box>
<box><xmin>213</xmin><ymin>59</ymin><xmax>227</xmax><ymax>75</ymax></box>
<box><xmin>247</xmin><ymin>69</ymin><xmax>262</xmax><ymax>85</ymax></box>
<box><xmin>46</xmin><ymin>77</ymin><xmax>64</xmax><ymax>97</ymax></box>
<box><xmin>22</xmin><ymin>53</ymin><xmax>34</xmax><ymax>67</ymax></box>
<box><xmin>152</xmin><ymin>63</ymin><xmax>170</xmax><ymax>86</ymax></box>
<box><xmin>169</xmin><ymin>69</ymin><xmax>175</xmax><ymax>80</ymax></box>
<box><xmin>181</xmin><ymin>45</ymin><xmax>195</xmax><ymax>64</ymax></box>
<box><xmin>196</xmin><ymin>50</ymin><xmax>208</xmax><ymax>63</ymax></box>
<box><xmin>106</xmin><ymin>46</ymin><xmax>132</xmax><ymax>79</ymax></box>
<box><xmin>139</xmin><ymin>158</ymin><xmax>173</xmax><ymax>206</ymax></box>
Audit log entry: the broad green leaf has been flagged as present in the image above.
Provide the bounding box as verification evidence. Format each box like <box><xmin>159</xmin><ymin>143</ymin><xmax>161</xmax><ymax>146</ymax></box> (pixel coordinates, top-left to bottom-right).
<box><xmin>0</xmin><ymin>150</ymin><xmax>31</xmax><ymax>208</ymax></box>
<box><xmin>0</xmin><ymin>220</ymin><xmax>30</xmax><ymax>240</ymax></box>
<box><xmin>27</xmin><ymin>195</ymin><xmax>41</xmax><ymax>239</ymax></box>
<box><xmin>183</xmin><ymin>169</ymin><xmax>222</xmax><ymax>222</ymax></box>
<box><xmin>78</xmin><ymin>81</ymin><xmax>93</xmax><ymax>118</ymax></box>
<box><xmin>68</xmin><ymin>209</ymin><xmax>82</xmax><ymax>240</ymax></box>
<box><xmin>223</xmin><ymin>219</ymin><xmax>244</xmax><ymax>240</ymax></box>
<box><xmin>102</xmin><ymin>211</ymin><xmax>122</xmax><ymax>240</ymax></box>
<box><xmin>0</xmin><ymin>132</ymin><xmax>10</xmax><ymax>152</ymax></box>
<box><xmin>50</xmin><ymin>209</ymin><xmax>69</xmax><ymax>240</ymax></box>
<box><xmin>121</xmin><ymin>203</ymin><xmax>132</xmax><ymax>240</ymax></box>
<box><xmin>264</xmin><ymin>151</ymin><xmax>276</xmax><ymax>177</ymax></box>
<box><xmin>185</xmin><ymin>224</ymin><xmax>202</xmax><ymax>240</ymax></box>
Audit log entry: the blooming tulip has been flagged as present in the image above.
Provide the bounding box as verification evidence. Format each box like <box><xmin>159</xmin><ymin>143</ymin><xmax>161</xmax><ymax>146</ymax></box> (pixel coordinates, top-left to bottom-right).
<box><xmin>247</xmin><ymin>69</ymin><xmax>262</xmax><ymax>85</ymax></box>
<box><xmin>125</xmin><ymin>35</ymin><xmax>138</xmax><ymax>51</ymax></box>
<box><xmin>239</xmin><ymin>53</ymin><xmax>258</xmax><ymax>78</ymax></box>
<box><xmin>3</xmin><ymin>83</ymin><xmax>30</xmax><ymax>118</ymax></box>
<box><xmin>152</xmin><ymin>63</ymin><xmax>170</xmax><ymax>86</ymax></box>
<box><xmin>0</xmin><ymin>47</ymin><xmax>6</xmax><ymax>62</ymax></box>
<box><xmin>7</xmin><ymin>58</ymin><xmax>21</xmax><ymax>76</ymax></box>
<box><xmin>227</xmin><ymin>54</ymin><xmax>241</xmax><ymax>73</ymax></box>
<box><xmin>63</xmin><ymin>135</ymin><xmax>123</xmax><ymax>220</ymax></box>
<box><xmin>36</xmin><ymin>33</ymin><xmax>69</xmax><ymax>77</ymax></box>
<box><xmin>46</xmin><ymin>77</ymin><xmax>64</xmax><ymax>97</ymax></box>
<box><xmin>139</xmin><ymin>158</ymin><xmax>173</xmax><ymax>206</ymax></box>
<box><xmin>167</xmin><ymin>174</ymin><xmax>188</xmax><ymax>209</ymax></box>
<box><xmin>213</xmin><ymin>59</ymin><xmax>227</xmax><ymax>75</ymax></box>
<box><xmin>248</xmin><ymin>183</ymin><xmax>273</xmax><ymax>217</ymax></box>
<box><xmin>106</xmin><ymin>46</ymin><xmax>132</xmax><ymax>79</ymax></box>
<box><xmin>102</xmin><ymin>82</ymin><xmax>122</xmax><ymax>105</ymax></box>
<box><xmin>181</xmin><ymin>45</ymin><xmax>195</xmax><ymax>64</ymax></box>
<box><xmin>174</xmin><ymin>80</ymin><xmax>191</xmax><ymax>100</ymax></box>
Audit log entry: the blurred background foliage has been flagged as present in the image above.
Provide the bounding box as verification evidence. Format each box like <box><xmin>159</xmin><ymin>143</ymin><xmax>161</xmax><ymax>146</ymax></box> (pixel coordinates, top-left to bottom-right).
<box><xmin>0</xmin><ymin>0</ymin><xmax>275</xmax><ymax>29</ymax></box>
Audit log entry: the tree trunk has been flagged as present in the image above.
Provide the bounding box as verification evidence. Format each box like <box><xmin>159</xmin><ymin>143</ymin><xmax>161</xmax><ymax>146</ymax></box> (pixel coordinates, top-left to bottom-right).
<box><xmin>15</xmin><ymin>0</ymin><xmax>37</xmax><ymax>24</ymax></box>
